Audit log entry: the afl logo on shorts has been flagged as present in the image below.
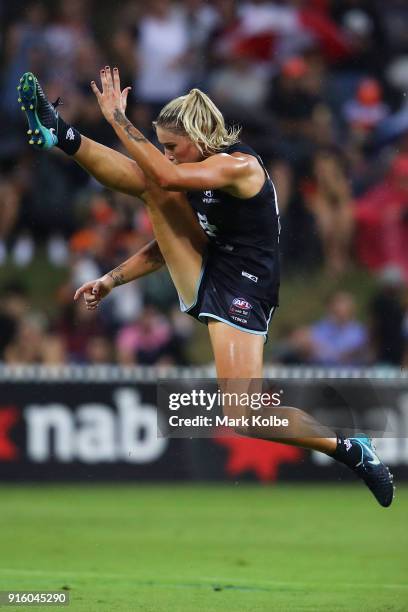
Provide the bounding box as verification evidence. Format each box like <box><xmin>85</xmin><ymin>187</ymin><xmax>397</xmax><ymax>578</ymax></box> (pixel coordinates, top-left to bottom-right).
<box><xmin>229</xmin><ymin>297</ymin><xmax>252</xmax><ymax>324</ymax></box>
<box><xmin>232</xmin><ymin>298</ymin><xmax>252</xmax><ymax>310</ymax></box>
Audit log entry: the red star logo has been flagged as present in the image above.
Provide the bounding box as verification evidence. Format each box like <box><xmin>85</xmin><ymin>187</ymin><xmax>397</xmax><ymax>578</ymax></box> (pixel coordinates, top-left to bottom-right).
<box><xmin>214</xmin><ymin>433</ymin><xmax>303</xmax><ymax>482</ymax></box>
<box><xmin>0</xmin><ymin>406</ymin><xmax>20</xmax><ymax>461</ymax></box>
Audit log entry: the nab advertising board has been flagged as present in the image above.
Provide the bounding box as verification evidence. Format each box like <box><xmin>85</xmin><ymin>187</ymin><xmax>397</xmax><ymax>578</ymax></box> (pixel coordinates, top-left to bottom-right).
<box><xmin>0</xmin><ymin>367</ymin><xmax>407</xmax><ymax>482</ymax></box>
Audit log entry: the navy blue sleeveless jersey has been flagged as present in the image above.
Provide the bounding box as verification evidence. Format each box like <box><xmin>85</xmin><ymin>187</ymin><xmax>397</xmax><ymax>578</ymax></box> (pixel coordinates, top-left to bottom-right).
<box><xmin>180</xmin><ymin>142</ymin><xmax>281</xmax><ymax>338</ymax></box>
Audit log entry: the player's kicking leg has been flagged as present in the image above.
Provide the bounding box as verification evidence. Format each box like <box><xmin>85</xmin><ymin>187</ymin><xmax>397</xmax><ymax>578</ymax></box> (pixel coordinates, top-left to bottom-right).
<box><xmin>18</xmin><ymin>71</ymin><xmax>207</xmax><ymax>307</ymax></box>
<box><xmin>18</xmin><ymin>71</ymin><xmax>146</xmax><ymax>197</ymax></box>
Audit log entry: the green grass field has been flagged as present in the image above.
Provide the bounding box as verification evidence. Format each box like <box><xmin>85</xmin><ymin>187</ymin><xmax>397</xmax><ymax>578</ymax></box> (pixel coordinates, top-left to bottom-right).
<box><xmin>1</xmin><ymin>484</ymin><xmax>407</xmax><ymax>611</ymax></box>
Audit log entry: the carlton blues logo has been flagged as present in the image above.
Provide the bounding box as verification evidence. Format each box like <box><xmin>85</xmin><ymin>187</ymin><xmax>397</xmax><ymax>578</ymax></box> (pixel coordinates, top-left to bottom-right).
<box><xmin>229</xmin><ymin>297</ymin><xmax>252</xmax><ymax>324</ymax></box>
<box><xmin>203</xmin><ymin>190</ymin><xmax>220</xmax><ymax>204</ymax></box>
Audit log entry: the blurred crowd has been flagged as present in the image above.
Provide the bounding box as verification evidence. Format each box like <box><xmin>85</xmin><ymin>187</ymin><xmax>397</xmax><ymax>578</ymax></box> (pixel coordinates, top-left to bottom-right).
<box><xmin>1</xmin><ymin>0</ymin><xmax>408</xmax><ymax>366</ymax></box>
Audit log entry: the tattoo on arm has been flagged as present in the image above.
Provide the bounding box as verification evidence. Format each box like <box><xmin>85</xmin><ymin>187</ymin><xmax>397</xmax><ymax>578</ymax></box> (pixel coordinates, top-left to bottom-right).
<box><xmin>108</xmin><ymin>264</ymin><xmax>126</xmax><ymax>287</ymax></box>
<box><xmin>108</xmin><ymin>243</ymin><xmax>164</xmax><ymax>286</ymax></box>
<box><xmin>112</xmin><ymin>109</ymin><xmax>128</xmax><ymax>127</ymax></box>
<box><xmin>146</xmin><ymin>243</ymin><xmax>165</xmax><ymax>267</ymax></box>
<box><xmin>113</xmin><ymin>108</ymin><xmax>148</xmax><ymax>144</ymax></box>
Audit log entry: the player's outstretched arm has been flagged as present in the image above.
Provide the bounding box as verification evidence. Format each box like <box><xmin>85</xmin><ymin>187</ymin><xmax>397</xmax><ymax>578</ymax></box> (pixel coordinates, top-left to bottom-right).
<box><xmin>92</xmin><ymin>67</ymin><xmax>251</xmax><ymax>193</ymax></box>
<box><xmin>74</xmin><ymin>239</ymin><xmax>164</xmax><ymax>309</ymax></box>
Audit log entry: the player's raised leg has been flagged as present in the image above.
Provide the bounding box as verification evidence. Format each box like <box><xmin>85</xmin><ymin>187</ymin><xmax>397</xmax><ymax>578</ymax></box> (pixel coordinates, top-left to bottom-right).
<box><xmin>74</xmin><ymin>137</ymin><xmax>146</xmax><ymax>197</ymax></box>
<box><xmin>141</xmin><ymin>182</ymin><xmax>208</xmax><ymax>309</ymax></box>
<box><xmin>18</xmin><ymin>71</ymin><xmax>146</xmax><ymax>197</ymax></box>
<box><xmin>18</xmin><ymin>71</ymin><xmax>208</xmax><ymax>308</ymax></box>
<box><xmin>208</xmin><ymin>320</ymin><xmax>394</xmax><ymax>507</ymax></box>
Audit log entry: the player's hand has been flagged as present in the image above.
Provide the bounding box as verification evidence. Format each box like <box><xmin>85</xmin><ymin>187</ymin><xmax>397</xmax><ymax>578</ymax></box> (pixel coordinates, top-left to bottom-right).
<box><xmin>91</xmin><ymin>66</ymin><xmax>131</xmax><ymax>124</ymax></box>
<box><xmin>73</xmin><ymin>274</ymin><xmax>115</xmax><ymax>310</ymax></box>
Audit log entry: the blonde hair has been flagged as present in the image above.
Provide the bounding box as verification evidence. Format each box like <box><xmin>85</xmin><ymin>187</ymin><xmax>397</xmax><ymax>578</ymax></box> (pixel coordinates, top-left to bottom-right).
<box><xmin>155</xmin><ymin>89</ymin><xmax>241</xmax><ymax>155</ymax></box>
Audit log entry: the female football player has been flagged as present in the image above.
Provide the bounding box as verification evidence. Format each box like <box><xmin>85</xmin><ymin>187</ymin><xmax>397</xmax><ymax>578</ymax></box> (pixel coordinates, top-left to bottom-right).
<box><xmin>18</xmin><ymin>68</ymin><xmax>394</xmax><ymax>506</ymax></box>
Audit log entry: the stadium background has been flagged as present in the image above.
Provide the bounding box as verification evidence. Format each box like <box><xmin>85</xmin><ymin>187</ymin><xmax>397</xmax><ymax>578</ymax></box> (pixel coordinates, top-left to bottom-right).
<box><xmin>0</xmin><ymin>1</ymin><xmax>407</xmax><ymax>611</ymax></box>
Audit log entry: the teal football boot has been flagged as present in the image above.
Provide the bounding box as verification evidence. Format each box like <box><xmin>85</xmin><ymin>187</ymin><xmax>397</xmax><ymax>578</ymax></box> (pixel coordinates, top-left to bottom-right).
<box><xmin>348</xmin><ymin>435</ymin><xmax>395</xmax><ymax>507</ymax></box>
<box><xmin>17</xmin><ymin>72</ymin><xmax>60</xmax><ymax>149</ymax></box>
